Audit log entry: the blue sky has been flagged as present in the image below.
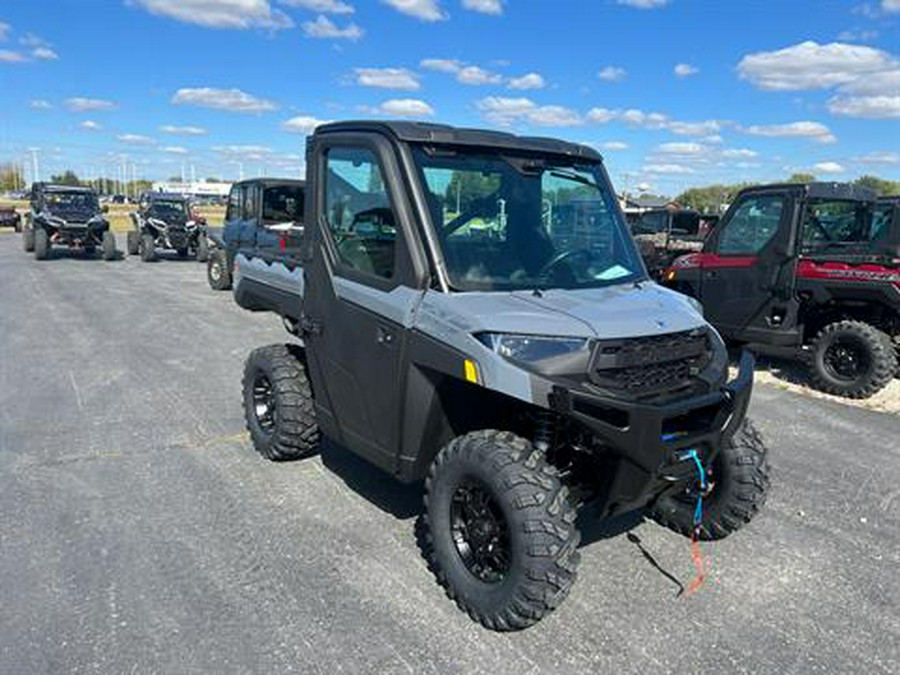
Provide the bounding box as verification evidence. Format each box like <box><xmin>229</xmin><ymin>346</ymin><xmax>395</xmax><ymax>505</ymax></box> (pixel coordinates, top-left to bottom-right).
<box><xmin>1</xmin><ymin>0</ymin><xmax>899</xmax><ymax>195</ymax></box>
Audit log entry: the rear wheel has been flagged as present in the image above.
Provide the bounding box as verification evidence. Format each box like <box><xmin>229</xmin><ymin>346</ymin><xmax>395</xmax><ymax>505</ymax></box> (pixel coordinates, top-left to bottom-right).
<box><xmin>102</xmin><ymin>231</ymin><xmax>116</xmax><ymax>261</ymax></box>
<box><xmin>242</xmin><ymin>344</ymin><xmax>319</xmax><ymax>461</ymax></box>
<box><xmin>176</xmin><ymin>247</ymin><xmax>189</xmax><ymax>258</ymax></box>
<box><xmin>207</xmin><ymin>250</ymin><xmax>232</xmax><ymax>290</ymax></box>
<box><xmin>14</xmin><ymin>218</ymin><xmax>22</xmax><ymax>233</ymax></box>
<box><xmin>651</xmin><ymin>419</ymin><xmax>770</xmax><ymax>541</ymax></box>
<box><xmin>808</xmin><ymin>320</ymin><xmax>896</xmax><ymax>398</ymax></box>
<box><xmin>140</xmin><ymin>234</ymin><xmax>157</xmax><ymax>262</ymax></box>
<box><xmin>126</xmin><ymin>231</ymin><xmax>140</xmax><ymax>255</ymax></box>
<box><xmin>424</xmin><ymin>430</ymin><xmax>581</xmax><ymax>631</ymax></box>
<box><xmin>195</xmin><ymin>236</ymin><xmax>209</xmax><ymax>263</ymax></box>
<box><xmin>34</xmin><ymin>228</ymin><xmax>49</xmax><ymax>260</ymax></box>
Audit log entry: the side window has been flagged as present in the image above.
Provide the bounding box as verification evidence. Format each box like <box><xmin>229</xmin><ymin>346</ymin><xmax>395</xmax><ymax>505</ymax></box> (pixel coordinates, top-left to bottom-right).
<box><xmin>718</xmin><ymin>196</ymin><xmax>784</xmax><ymax>255</ymax></box>
<box><xmin>243</xmin><ymin>185</ymin><xmax>258</xmax><ymax>222</ymax></box>
<box><xmin>324</xmin><ymin>147</ymin><xmax>397</xmax><ymax>280</ymax></box>
<box><xmin>263</xmin><ymin>185</ymin><xmax>304</xmax><ymax>225</ymax></box>
<box><xmin>226</xmin><ymin>186</ymin><xmax>241</xmax><ymax>222</ymax></box>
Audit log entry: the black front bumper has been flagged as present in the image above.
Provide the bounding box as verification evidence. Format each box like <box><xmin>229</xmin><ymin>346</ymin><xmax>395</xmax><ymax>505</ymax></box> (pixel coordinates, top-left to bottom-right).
<box><xmin>550</xmin><ymin>351</ymin><xmax>755</xmax><ymax>514</ymax></box>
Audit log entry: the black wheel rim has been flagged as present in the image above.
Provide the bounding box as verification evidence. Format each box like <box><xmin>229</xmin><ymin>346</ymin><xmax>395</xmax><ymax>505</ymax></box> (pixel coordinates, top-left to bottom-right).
<box><xmin>824</xmin><ymin>339</ymin><xmax>870</xmax><ymax>381</ymax></box>
<box><xmin>450</xmin><ymin>480</ymin><xmax>511</xmax><ymax>583</ymax></box>
<box><xmin>252</xmin><ymin>374</ymin><xmax>276</xmax><ymax>433</ymax></box>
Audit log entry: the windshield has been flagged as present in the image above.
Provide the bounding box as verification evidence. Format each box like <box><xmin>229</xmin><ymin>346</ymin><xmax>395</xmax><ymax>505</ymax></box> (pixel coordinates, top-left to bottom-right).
<box><xmin>45</xmin><ymin>192</ymin><xmax>98</xmax><ymax>211</ymax></box>
<box><xmin>413</xmin><ymin>148</ymin><xmax>645</xmax><ymax>291</ymax></box>
<box><xmin>800</xmin><ymin>199</ymin><xmax>875</xmax><ymax>251</ymax></box>
<box><xmin>148</xmin><ymin>200</ymin><xmax>188</xmax><ymax>218</ymax></box>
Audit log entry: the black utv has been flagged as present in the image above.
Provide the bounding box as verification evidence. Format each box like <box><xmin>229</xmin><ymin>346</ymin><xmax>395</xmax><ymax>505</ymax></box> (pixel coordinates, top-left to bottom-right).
<box><xmin>22</xmin><ymin>183</ymin><xmax>116</xmax><ymax>260</ymax></box>
<box><xmin>127</xmin><ymin>192</ymin><xmax>208</xmax><ymax>262</ymax></box>
<box><xmin>664</xmin><ymin>183</ymin><xmax>900</xmax><ymax>398</ymax></box>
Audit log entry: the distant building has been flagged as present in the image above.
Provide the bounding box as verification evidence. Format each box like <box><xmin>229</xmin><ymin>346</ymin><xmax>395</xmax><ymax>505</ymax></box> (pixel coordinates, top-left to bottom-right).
<box><xmin>150</xmin><ymin>181</ymin><xmax>232</xmax><ymax>198</ymax></box>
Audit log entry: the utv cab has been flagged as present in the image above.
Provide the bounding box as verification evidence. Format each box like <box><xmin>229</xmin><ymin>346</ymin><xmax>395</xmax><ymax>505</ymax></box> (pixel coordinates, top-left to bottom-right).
<box><xmin>23</xmin><ymin>183</ymin><xmax>116</xmax><ymax>260</ymax></box>
<box><xmin>235</xmin><ymin>121</ymin><xmax>770</xmax><ymax>630</ymax></box>
<box><xmin>127</xmin><ymin>192</ymin><xmax>208</xmax><ymax>262</ymax></box>
<box><xmin>206</xmin><ymin>178</ymin><xmax>305</xmax><ymax>292</ymax></box>
<box><xmin>664</xmin><ymin>182</ymin><xmax>899</xmax><ymax>398</ymax></box>
<box><xmin>631</xmin><ymin>208</ymin><xmax>712</xmax><ymax>277</ymax></box>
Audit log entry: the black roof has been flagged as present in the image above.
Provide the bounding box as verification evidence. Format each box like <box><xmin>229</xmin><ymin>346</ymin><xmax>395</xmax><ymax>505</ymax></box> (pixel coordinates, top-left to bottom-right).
<box><xmin>315</xmin><ymin>121</ymin><xmax>603</xmax><ymax>161</ymax></box>
<box><xmin>233</xmin><ymin>178</ymin><xmax>305</xmax><ymax>188</ymax></box>
<box><xmin>737</xmin><ymin>182</ymin><xmax>877</xmax><ymax>202</ymax></box>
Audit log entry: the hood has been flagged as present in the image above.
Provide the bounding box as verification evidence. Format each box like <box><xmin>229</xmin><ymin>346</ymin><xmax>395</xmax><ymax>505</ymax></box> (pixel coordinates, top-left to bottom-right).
<box><xmin>418</xmin><ymin>282</ymin><xmax>704</xmax><ymax>340</ymax></box>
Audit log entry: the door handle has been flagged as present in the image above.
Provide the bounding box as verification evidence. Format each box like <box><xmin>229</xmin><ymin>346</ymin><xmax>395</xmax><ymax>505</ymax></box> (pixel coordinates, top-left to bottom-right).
<box><xmin>376</xmin><ymin>326</ymin><xmax>395</xmax><ymax>346</ymax></box>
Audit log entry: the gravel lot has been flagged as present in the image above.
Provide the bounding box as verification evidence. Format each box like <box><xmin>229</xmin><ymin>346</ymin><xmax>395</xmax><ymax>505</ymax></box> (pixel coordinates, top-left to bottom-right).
<box><xmin>1</xmin><ymin>233</ymin><xmax>899</xmax><ymax>674</ymax></box>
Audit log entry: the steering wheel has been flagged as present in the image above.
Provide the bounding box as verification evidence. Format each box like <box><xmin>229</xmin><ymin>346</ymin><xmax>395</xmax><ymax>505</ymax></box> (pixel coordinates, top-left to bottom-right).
<box><xmin>538</xmin><ymin>248</ymin><xmax>594</xmax><ymax>278</ymax></box>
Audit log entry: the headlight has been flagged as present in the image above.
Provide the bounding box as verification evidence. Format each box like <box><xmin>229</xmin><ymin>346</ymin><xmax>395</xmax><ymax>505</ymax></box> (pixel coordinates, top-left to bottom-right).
<box><xmin>476</xmin><ymin>332</ymin><xmax>589</xmax><ymax>363</ymax></box>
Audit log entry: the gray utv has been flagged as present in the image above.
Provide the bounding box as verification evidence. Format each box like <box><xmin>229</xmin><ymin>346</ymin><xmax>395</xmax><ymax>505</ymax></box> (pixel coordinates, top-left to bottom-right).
<box><xmin>234</xmin><ymin>121</ymin><xmax>770</xmax><ymax>630</ymax></box>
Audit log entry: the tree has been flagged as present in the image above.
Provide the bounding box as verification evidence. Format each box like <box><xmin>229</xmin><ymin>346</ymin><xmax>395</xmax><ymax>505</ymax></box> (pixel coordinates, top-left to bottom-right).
<box><xmin>676</xmin><ymin>183</ymin><xmax>757</xmax><ymax>213</ymax></box>
<box><xmin>49</xmin><ymin>170</ymin><xmax>82</xmax><ymax>186</ymax></box>
<box><xmin>854</xmin><ymin>175</ymin><xmax>900</xmax><ymax>196</ymax></box>
<box><xmin>786</xmin><ymin>173</ymin><xmax>816</xmax><ymax>184</ymax></box>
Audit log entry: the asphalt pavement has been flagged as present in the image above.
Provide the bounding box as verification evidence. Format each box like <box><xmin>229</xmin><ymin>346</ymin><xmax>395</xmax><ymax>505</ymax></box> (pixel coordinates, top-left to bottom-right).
<box><xmin>1</xmin><ymin>233</ymin><xmax>898</xmax><ymax>674</ymax></box>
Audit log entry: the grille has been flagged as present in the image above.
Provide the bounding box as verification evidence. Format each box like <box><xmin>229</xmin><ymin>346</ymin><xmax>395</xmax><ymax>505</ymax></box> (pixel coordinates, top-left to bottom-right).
<box><xmin>590</xmin><ymin>329</ymin><xmax>711</xmax><ymax>398</ymax></box>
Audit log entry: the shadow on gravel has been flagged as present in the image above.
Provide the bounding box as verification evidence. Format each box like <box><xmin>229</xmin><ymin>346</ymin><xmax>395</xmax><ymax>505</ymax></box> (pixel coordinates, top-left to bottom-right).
<box><xmin>319</xmin><ymin>439</ymin><xmax>422</xmax><ymax>520</ymax></box>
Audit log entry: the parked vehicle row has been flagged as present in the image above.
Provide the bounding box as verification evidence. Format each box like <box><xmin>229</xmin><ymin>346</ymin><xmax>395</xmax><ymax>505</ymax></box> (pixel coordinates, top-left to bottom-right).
<box><xmin>126</xmin><ymin>192</ymin><xmax>209</xmax><ymax>263</ymax></box>
<box><xmin>22</xmin><ymin>183</ymin><xmax>117</xmax><ymax>260</ymax></box>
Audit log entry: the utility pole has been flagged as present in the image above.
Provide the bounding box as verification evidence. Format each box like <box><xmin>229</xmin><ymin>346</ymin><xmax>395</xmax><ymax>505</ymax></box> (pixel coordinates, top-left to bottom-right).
<box><xmin>30</xmin><ymin>148</ymin><xmax>39</xmax><ymax>183</ymax></box>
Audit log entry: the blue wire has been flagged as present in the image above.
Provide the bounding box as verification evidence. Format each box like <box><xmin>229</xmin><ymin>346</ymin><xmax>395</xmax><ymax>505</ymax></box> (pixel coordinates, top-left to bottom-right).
<box><xmin>683</xmin><ymin>449</ymin><xmax>707</xmax><ymax>528</ymax></box>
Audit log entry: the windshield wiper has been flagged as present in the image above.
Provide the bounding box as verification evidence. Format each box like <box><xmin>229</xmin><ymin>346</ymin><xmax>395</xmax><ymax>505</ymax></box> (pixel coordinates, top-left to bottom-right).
<box><xmin>549</xmin><ymin>170</ymin><xmax>600</xmax><ymax>190</ymax></box>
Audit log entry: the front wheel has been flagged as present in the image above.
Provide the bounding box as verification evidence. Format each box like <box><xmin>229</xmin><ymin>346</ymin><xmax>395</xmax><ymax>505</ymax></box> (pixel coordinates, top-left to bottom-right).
<box><xmin>808</xmin><ymin>320</ymin><xmax>896</xmax><ymax>398</ymax></box>
<box><xmin>126</xmin><ymin>231</ymin><xmax>140</xmax><ymax>255</ymax></box>
<box><xmin>424</xmin><ymin>430</ymin><xmax>581</xmax><ymax>631</ymax></box>
<box><xmin>34</xmin><ymin>228</ymin><xmax>49</xmax><ymax>260</ymax></box>
<box><xmin>140</xmin><ymin>233</ymin><xmax>156</xmax><ymax>262</ymax></box>
<box><xmin>102</xmin><ymin>231</ymin><xmax>116</xmax><ymax>261</ymax></box>
<box><xmin>242</xmin><ymin>344</ymin><xmax>319</xmax><ymax>461</ymax></box>
<box><xmin>207</xmin><ymin>249</ymin><xmax>232</xmax><ymax>290</ymax></box>
<box><xmin>651</xmin><ymin>419</ymin><xmax>770</xmax><ymax>541</ymax></box>
<box><xmin>195</xmin><ymin>236</ymin><xmax>209</xmax><ymax>263</ymax></box>
<box><xmin>23</xmin><ymin>227</ymin><xmax>35</xmax><ymax>252</ymax></box>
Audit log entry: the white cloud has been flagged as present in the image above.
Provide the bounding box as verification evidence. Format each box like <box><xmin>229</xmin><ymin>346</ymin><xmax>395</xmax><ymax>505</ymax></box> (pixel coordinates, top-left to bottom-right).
<box><xmin>598</xmin><ymin>66</ymin><xmax>627</xmax><ymax>82</ymax></box>
<box><xmin>462</xmin><ymin>0</ymin><xmax>503</xmax><ymax>14</ymax></box>
<box><xmin>281</xmin><ymin>0</ymin><xmax>354</xmax><ymax>13</ymax></box>
<box><xmin>666</xmin><ymin>120</ymin><xmax>721</xmax><ymax>135</ymax></box>
<box><xmin>420</xmin><ymin>58</ymin><xmax>462</xmax><ymax>73</ymax></box>
<box><xmin>171</xmin><ymin>87</ymin><xmax>277</xmax><ymax>113</ymax></box>
<box><xmin>508</xmin><ymin>72</ymin><xmax>546</xmax><ymax>90</ymax></box>
<box><xmin>19</xmin><ymin>33</ymin><xmax>50</xmax><ymax>48</ymax></box>
<box><xmin>66</xmin><ymin>97</ymin><xmax>117</xmax><ymax>112</ymax></box>
<box><xmin>213</xmin><ymin>144</ymin><xmax>273</xmax><ymax>161</ymax></box>
<box><xmin>828</xmin><ymin>95</ymin><xmax>900</xmax><ymax>118</ymax></box>
<box><xmin>118</xmin><ymin>134</ymin><xmax>155</xmax><ymax>145</ymax></box>
<box><xmin>600</xmin><ymin>141</ymin><xmax>629</xmax><ymax>151</ymax></box>
<box><xmin>884</xmin><ymin>0</ymin><xmax>900</xmax><ymax>12</ymax></box>
<box><xmin>381</xmin><ymin>0</ymin><xmax>447</xmax><ymax>21</ymax></box>
<box><xmin>370</xmin><ymin>98</ymin><xmax>435</xmax><ymax>117</ymax></box>
<box><xmin>162</xmin><ymin>146</ymin><xmax>189</xmax><ymax>154</ymax></box>
<box><xmin>0</xmin><ymin>22</ymin><xmax>10</xmax><ymax>41</ymax></box>
<box><xmin>0</xmin><ymin>49</ymin><xmax>26</xmax><ymax>62</ymax></box>
<box><xmin>79</xmin><ymin>120</ymin><xmax>103</xmax><ymax>131</ymax></box>
<box><xmin>617</xmin><ymin>0</ymin><xmax>669</xmax><ymax>7</ymax></box>
<box><xmin>30</xmin><ymin>99</ymin><xmax>53</xmax><ymax>109</ymax></box>
<box><xmin>132</xmin><ymin>0</ymin><xmax>293</xmax><ymax>29</ymax></box>
<box><xmin>837</xmin><ymin>28</ymin><xmax>879</xmax><ymax>41</ymax></box>
<box><xmin>587</xmin><ymin>106</ymin><xmax>719</xmax><ymax>137</ymax></box>
<box><xmin>160</xmin><ymin>124</ymin><xmax>209</xmax><ymax>135</ymax></box>
<box><xmin>722</xmin><ymin>148</ymin><xmax>758</xmax><ymax>158</ymax></box>
<box><xmin>31</xmin><ymin>47</ymin><xmax>58</xmax><ymax>60</ymax></box>
<box><xmin>643</xmin><ymin>164</ymin><xmax>695</xmax><ymax>175</ymax></box>
<box><xmin>457</xmin><ymin>65</ymin><xmax>503</xmax><ymax>85</ymax></box>
<box><xmin>302</xmin><ymin>15</ymin><xmax>363</xmax><ymax>39</ymax></box>
<box><xmin>282</xmin><ymin>115</ymin><xmax>332</xmax><ymax>134</ymax></box>
<box><xmin>355</xmin><ymin>67</ymin><xmax>420</xmax><ymax>89</ymax></box>
<box><xmin>813</xmin><ymin>161</ymin><xmax>845</xmax><ymax>173</ymax></box>
<box><xmin>738</xmin><ymin>41</ymin><xmax>893</xmax><ymax>90</ymax></box>
<box><xmin>674</xmin><ymin>63</ymin><xmax>698</xmax><ymax>78</ymax></box>
<box><xmin>856</xmin><ymin>150</ymin><xmax>900</xmax><ymax>164</ymax></box>
<box><xmin>657</xmin><ymin>142</ymin><xmax>705</xmax><ymax>155</ymax></box>
<box><xmin>478</xmin><ymin>96</ymin><xmax>583</xmax><ymax>127</ymax></box>
<box><xmin>740</xmin><ymin>121</ymin><xmax>837</xmax><ymax>144</ymax></box>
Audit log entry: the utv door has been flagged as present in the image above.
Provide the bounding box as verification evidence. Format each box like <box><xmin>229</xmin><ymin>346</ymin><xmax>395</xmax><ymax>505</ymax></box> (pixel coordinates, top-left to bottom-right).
<box><xmin>301</xmin><ymin>137</ymin><xmax>425</xmax><ymax>472</ymax></box>
<box><xmin>699</xmin><ymin>192</ymin><xmax>800</xmax><ymax>345</ymax></box>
